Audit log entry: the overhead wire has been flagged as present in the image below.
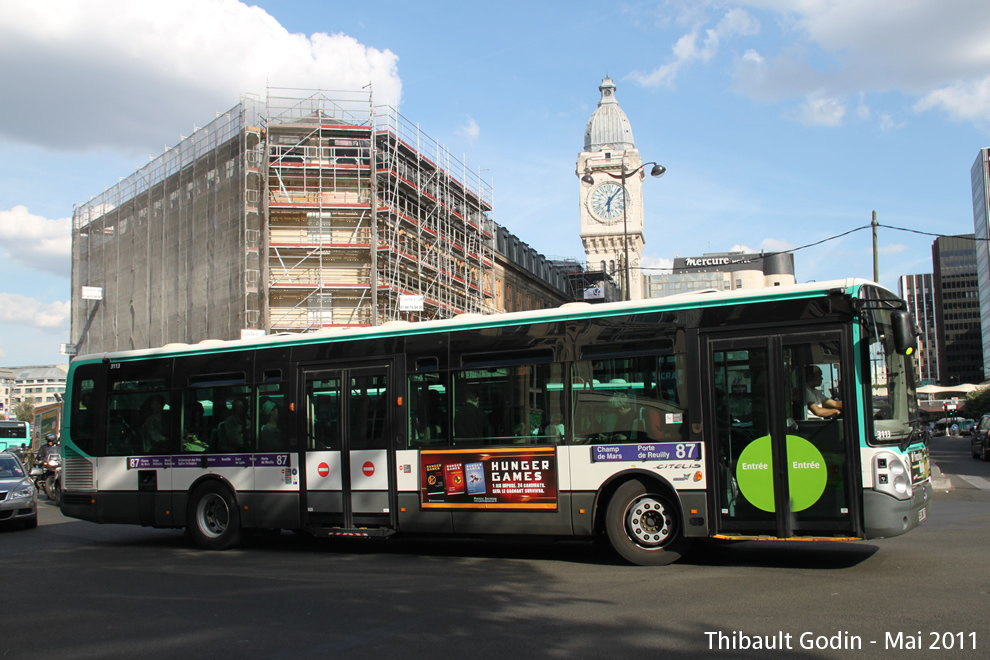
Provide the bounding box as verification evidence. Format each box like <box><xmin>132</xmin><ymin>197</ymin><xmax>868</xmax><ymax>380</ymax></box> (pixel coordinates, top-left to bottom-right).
<box><xmin>636</xmin><ymin>222</ymin><xmax>984</xmax><ymax>272</ymax></box>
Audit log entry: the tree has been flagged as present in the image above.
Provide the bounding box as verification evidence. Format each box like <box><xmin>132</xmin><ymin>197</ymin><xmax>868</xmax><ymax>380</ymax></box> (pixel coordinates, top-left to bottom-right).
<box><xmin>965</xmin><ymin>387</ymin><xmax>990</xmax><ymax>419</ymax></box>
<box><xmin>12</xmin><ymin>398</ymin><xmax>35</xmax><ymax>423</ymax></box>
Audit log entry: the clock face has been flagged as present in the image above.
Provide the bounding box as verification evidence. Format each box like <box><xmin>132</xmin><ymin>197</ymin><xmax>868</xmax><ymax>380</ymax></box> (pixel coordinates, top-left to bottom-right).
<box><xmin>589</xmin><ymin>182</ymin><xmax>624</xmax><ymax>221</ymax></box>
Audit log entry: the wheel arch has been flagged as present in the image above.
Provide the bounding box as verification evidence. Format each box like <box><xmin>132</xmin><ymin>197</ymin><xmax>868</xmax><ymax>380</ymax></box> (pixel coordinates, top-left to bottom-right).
<box><xmin>175</xmin><ymin>474</ymin><xmax>242</xmax><ymax>528</ymax></box>
<box><xmin>593</xmin><ymin>469</ymin><xmax>680</xmax><ymax>537</ymax></box>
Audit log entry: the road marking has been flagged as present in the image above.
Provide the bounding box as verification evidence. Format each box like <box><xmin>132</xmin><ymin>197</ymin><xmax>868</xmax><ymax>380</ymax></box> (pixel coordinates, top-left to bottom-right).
<box><xmin>956</xmin><ymin>474</ymin><xmax>990</xmax><ymax>490</ymax></box>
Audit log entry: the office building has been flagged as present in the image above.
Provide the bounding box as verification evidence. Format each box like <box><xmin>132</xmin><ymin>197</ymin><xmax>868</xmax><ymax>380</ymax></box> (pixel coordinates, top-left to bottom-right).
<box><xmin>898</xmin><ymin>273</ymin><xmax>938</xmax><ymax>384</ymax></box>
<box><xmin>932</xmin><ymin>234</ymin><xmax>982</xmax><ymax>385</ymax></box>
<box><xmin>972</xmin><ymin>148</ymin><xmax>990</xmax><ymax>379</ymax></box>
<box><xmin>644</xmin><ymin>251</ymin><xmax>796</xmax><ymax>298</ymax></box>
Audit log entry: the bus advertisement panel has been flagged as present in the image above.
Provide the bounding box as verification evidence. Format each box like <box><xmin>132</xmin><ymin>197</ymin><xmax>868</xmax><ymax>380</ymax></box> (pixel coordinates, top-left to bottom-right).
<box><xmin>420</xmin><ymin>447</ymin><xmax>557</xmax><ymax>509</ymax></box>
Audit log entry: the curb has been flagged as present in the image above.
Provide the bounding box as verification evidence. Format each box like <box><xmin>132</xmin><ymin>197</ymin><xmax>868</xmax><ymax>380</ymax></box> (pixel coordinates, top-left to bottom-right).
<box><xmin>931</xmin><ymin>462</ymin><xmax>952</xmax><ymax>491</ymax></box>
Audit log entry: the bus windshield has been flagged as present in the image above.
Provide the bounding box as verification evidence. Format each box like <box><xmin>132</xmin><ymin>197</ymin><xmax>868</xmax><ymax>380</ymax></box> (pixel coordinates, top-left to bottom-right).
<box><xmin>860</xmin><ymin>286</ymin><xmax>918</xmax><ymax>447</ymax></box>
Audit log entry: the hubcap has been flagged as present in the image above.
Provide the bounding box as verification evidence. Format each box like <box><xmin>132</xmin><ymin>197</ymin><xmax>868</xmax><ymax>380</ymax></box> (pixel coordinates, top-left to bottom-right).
<box><xmin>198</xmin><ymin>493</ymin><xmax>230</xmax><ymax>538</ymax></box>
<box><xmin>624</xmin><ymin>495</ymin><xmax>672</xmax><ymax>548</ymax></box>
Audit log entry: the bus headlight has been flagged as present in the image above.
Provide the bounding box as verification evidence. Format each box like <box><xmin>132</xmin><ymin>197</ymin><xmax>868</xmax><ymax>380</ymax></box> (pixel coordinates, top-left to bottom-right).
<box><xmin>873</xmin><ymin>452</ymin><xmax>912</xmax><ymax>501</ymax></box>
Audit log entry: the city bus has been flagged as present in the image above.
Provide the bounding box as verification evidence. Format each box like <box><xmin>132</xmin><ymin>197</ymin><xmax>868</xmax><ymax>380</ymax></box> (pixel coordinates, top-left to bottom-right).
<box><xmin>0</xmin><ymin>420</ymin><xmax>31</xmax><ymax>452</ymax></box>
<box><xmin>58</xmin><ymin>278</ymin><xmax>931</xmax><ymax>565</ymax></box>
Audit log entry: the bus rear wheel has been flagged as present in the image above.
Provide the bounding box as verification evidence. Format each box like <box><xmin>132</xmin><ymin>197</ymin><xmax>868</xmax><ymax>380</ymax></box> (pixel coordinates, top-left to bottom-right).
<box><xmin>606</xmin><ymin>479</ymin><xmax>689</xmax><ymax>566</ymax></box>
<box><xmin>188</xmin><ymin>482</ymin><xmax>241</xmax><ymax>550</ymax></box>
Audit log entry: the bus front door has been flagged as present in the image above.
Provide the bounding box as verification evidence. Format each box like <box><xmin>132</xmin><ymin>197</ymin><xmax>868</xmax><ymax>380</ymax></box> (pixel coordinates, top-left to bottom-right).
<box><xmin>704</xmin><ymin>332</ymin><xmax>858</xmax><ymax>539</ymax></box>
<box><xmin>301</xmin><ymin>364</ymin><xmax>394</xmax><ymax>534</ymax></box>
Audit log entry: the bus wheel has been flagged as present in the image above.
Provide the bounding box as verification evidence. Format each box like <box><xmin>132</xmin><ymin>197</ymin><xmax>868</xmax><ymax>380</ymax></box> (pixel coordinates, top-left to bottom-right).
<box><xmin>606</xmin><ymin>479</ymin><xmax>689</xmax><ymax>566</ymax></box>
<box><xmin>188</xmin><ymin>482</ymin><xmax>241</xmax><ymax>550</ymax></box>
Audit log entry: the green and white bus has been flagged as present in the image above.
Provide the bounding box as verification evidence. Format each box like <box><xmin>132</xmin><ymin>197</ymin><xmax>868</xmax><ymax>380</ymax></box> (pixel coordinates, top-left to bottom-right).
<box><xmin>59</xmin><ymin>278</ymin><xmax>931</xmax><ymax>565</ymax></box>
<box><xmin>0</xmin><ymin>420</ymin><xmax>31</xmax><ymax>452</ymax></box>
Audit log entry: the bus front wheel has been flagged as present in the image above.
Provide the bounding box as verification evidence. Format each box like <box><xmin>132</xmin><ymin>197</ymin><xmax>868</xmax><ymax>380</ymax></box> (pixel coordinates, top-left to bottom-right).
<box><xmin>605</xmin><ymin>479</ymin><xmax>690</xmax><ymax>566</ymax></box>
<box><xmin>188</xmin><ymin>482</ymin><xmax>241</xmax><ymax>551</ymax></box>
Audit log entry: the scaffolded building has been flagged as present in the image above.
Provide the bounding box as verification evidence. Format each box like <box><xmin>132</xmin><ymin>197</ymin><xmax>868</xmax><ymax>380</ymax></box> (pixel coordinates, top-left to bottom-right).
<box><xmin>71</xmin><ymin>89</ymin><xmax>496</xmax><ymax>355</ymax></box>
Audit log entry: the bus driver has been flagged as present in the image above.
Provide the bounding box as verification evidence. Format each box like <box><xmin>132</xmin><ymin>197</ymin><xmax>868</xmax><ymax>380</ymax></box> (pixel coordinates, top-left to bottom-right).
<box><xmin>805</xmin><ymin>366</ymin><xmax>842</xmax><ymax>419</ymax></box>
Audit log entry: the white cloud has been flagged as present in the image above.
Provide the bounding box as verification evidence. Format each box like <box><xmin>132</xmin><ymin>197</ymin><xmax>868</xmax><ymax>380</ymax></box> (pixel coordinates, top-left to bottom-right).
<box><xmin>0</xmin><ymin>0</ymin><xmax>403</xmax><ymax>154</ymax></box>
<box><xmin>629</xmin><ymin>8</ymin><xmax>760</xmax><ymax>89</ymax></box>
<box><xmin>758</xmin><ymin>237</ymin><xmax>796</xmax><ymax>252</ymax></box>
<box><xmin>456</xmin><ymin>116</ymin><xmax>481</xmax><ymax>143</ymax></box>
<box><xmin>726</xmin><ymin>0</ymin><xmax>990</xmax><ymax>127</ymax></box>
<box><xmin>0</xmin><ymin>206</ymin><xmax>71</xmax><ymax>278</ymax></box>
<box><xmin>730</xmin><ymin>237</ymin><xmax>795</xmax><ymax>253</ymax></box>
<box><xmin>856</xmin><ymin>93</ymin><xmax>871</xmax><ymax>120</ymax></box>
<box><xmin>878</xmin><ymin>113</ymin><xmax>907</xmax><ymax>131</ymax></box>
<box><xmin>879</xmin><ymin>243</ymin><xmax>909</xmax><ymax>255</ymax></box>
<box><xmin>791</xmin><ymin>93</ymin><xmax>846</xmax><ymax>126</ymax></box>
<box><xmin>0</xmin><ymin>294</ymin><xmax>70</xmax><ymax>331</ymax></box>
<box><xmin>914</xmin><ymin>78</ymin><xmax>990</xmax><ymax>126</ymax></box>
<box><xmin>640</xmin><ymin>255</ymin><xmax>674</xmax><ymax>272</ymax></box>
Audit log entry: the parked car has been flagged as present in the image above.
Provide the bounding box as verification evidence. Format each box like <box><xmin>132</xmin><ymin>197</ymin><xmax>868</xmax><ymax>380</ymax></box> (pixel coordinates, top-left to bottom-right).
<box><xmin>971</xmin><ymin>414</ymin><xmax>990</xmax><ymax>461</ymax></box>
<box><xmin>0</xmin><ymin>450</ymin><xmax>38</xmax><ymax>529</ymax></box>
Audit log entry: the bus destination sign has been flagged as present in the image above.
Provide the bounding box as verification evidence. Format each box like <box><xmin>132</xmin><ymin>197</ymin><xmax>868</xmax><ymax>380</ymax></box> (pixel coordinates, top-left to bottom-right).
<box><xmin>592</xmin><ymin>442</ymin><xmax>701</xmax><ymax>463</ymax></box>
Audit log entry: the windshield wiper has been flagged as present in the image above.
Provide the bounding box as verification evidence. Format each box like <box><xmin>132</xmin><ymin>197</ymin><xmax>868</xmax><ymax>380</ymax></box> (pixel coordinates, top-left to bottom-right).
<box><xmin>899</xmin><ymin>425</ymin><xmax>921</xmax><ymax>452</ymax></box>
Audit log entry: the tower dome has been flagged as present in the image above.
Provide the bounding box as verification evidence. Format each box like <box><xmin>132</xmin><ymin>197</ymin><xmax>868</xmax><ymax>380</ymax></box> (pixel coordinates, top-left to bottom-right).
<box><xmin>583</xmin><ymin>77</ymin><xmax>635</xmax><ymax>152</ymax></box>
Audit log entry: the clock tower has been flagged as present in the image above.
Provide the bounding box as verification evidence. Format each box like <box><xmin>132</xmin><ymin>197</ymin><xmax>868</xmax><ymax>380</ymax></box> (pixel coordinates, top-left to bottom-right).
<box><xmin>577</xmin><ymin>77</ymin><xmax>646</xmax><ymax>301</ymax></box>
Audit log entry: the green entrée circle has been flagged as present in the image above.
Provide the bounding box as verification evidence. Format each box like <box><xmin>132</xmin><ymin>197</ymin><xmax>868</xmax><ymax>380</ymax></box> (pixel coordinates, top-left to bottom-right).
<box><xmin>735</xmin><ymin>435</ymin><xmax>828</xmax><ymax>513</ymax></box>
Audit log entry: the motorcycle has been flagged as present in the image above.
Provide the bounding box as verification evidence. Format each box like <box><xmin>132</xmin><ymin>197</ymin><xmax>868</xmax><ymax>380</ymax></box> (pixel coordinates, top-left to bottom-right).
<box><xmin>30</xmin><ymin>453</ymin><xmax>62</xmax><ymax>503</ymax></box>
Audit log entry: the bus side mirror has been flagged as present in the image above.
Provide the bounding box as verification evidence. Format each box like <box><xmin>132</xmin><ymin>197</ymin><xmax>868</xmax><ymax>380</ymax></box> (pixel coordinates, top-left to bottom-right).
<box><xmin>891</xmin><ymin>310</ymin><xmax>917</xmax><ymax>356</ymax></box>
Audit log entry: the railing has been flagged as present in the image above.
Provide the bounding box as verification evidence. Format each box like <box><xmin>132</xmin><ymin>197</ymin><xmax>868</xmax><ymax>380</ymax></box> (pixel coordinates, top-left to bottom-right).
<box><xmin>269</xmin><ymin>266</ymin><xmax>372</xmax><ymax>287</ymax></box>
<box><xmin>269</xmin><ymin>226</ymin><xmax>372</xmax><ymax>246</ymax></box>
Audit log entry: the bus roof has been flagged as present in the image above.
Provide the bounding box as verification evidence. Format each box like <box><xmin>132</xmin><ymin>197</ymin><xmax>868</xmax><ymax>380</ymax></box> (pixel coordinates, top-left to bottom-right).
<box><xmin>70</xmin><ymin>277</ymin><xmax>884</xmax><ymax>365</ymax></box>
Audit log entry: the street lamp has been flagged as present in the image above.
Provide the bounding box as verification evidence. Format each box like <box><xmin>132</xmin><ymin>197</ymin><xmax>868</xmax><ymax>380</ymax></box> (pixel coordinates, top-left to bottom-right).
<box><xmin>581</xmin><ymin>160</ymin><xmax>665</xmax><ymax>301</ymax></box>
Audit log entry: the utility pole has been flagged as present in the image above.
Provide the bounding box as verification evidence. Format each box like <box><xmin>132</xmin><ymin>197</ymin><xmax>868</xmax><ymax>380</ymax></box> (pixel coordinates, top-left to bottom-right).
<box><xmin>872</xmin><ymin>210</ymin><xmax>879</xmax><ymax>282</ymax></box>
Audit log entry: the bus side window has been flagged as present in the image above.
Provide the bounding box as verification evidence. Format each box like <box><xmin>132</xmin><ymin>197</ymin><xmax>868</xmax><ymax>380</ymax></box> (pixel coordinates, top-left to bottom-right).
<box><xmin>70</xmin><ymin>367</ymin><xmax>99</xmax><ymax>455</ymax></box>
<box><xmin>258</xmin><ymin>382</ymin><xmax>287</xmax><ymax>452</ymax></box>
<box><xmin>307</xmin><ymin>377</ymin><xmax>341</xmax><ymax>450</ymax></box>
<box><xmin>214</xmin><ymin>389</ymin><xmax>253</xmax><ymax>453</ymax></box>
<box><xmin>409</xmin><ymin>372</ymin><xmax>446</xmax><ymax>448</ymax></box>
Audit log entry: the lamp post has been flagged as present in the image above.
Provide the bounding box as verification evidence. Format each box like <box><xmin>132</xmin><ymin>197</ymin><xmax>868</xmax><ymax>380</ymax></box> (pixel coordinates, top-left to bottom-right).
<box><xmin>581</xmin><ymin>160</ymin><xmax>665</xmax><ymax>301</ymax></box>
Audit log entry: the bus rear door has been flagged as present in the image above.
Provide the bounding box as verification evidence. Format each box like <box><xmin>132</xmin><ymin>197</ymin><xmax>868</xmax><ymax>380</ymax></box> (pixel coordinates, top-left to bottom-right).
<box><xmin>301</xmin><ymin>363</ymin><xmax>395</xmax><ymax>535</ymax></box>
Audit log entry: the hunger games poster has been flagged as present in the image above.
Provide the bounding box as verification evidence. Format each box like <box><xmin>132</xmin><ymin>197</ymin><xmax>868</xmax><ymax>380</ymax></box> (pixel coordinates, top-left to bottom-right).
<box><xmin>420</xmin><ymin>446</ymin><xmax>557</xmax><ymax>509</ymax></box>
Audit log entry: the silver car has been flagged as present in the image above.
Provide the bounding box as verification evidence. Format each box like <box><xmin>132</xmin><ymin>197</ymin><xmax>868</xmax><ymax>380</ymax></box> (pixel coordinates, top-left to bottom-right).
<box><xmin>0</xmin><ymin>451</ymin><xmax>37</xmax><ymax>529</ymax></box>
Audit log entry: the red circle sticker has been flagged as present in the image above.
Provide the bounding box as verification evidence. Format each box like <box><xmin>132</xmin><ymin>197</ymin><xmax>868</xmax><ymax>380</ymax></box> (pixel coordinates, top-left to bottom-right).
<box><xmin>317</xmin><ymin>462</ymin><xmax>330</xmax><ymax>477</ymax></box>
<box><xmin>362</xmin><ymin>461</ymin><xmax>375</xmax><ymax>477</ymax></box>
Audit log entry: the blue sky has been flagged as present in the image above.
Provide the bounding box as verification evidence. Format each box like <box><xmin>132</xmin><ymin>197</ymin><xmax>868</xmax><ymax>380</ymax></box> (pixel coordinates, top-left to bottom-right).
<box><xmin>1</xmin><ymin>0</ymin><xmax>988</xmax><ymax>366</ymax></box>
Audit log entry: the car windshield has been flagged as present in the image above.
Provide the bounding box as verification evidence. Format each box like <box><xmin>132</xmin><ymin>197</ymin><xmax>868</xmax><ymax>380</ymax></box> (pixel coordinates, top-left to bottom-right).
<box><xmin>0</xmin><ymin>456</ymin><xmax>25</xmax><ymax>477</ymax></box>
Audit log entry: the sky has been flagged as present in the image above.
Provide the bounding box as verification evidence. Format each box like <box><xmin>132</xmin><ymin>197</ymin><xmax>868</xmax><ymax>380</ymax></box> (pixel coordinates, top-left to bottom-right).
<box><xmin>1</xmin><ymin>0</ymin><xmax>989</xmax><ymax>367</ymax></box>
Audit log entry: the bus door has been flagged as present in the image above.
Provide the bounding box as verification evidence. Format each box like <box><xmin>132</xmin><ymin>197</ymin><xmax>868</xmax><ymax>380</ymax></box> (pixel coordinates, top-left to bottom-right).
<box><xmin>703</xmin><ymin>331</ymin><xmax>857</xmax><ymax>538</ymax></box>
<box><xmin>301</xmin><ymin>364</ymin><xmax>394</xmax><ymax>532</ymax></box>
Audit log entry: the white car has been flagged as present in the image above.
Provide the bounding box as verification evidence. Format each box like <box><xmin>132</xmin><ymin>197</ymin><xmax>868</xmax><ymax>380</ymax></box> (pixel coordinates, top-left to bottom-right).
<box><xmin>0</xmin><ymin>451</ymin><xmax>38</xmax><ymax>529</ymax></box>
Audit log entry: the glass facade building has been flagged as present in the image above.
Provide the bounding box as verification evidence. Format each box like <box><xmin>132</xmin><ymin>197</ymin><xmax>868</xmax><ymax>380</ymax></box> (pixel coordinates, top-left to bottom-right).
<box><xmin>972</xmin><ymin>148</ymin><xmax>990</xmax><ymax>380</ymax></box>
<box><xmin>898</xmin><ymin>273</ymin><xmax>938</xmax><ymax>384</ymax></box>
<box><xmin>932</xmin><ymin>235</ymin><xmax>983</xmax><ymax>385</ymax></box>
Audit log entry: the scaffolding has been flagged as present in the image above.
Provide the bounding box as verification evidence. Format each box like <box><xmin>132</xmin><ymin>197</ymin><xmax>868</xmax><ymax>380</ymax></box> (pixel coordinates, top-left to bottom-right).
<box><xmin>71</xmin><ymin>89</ymin><xmax>496</xmax><ymax>355</ymax></box>
<box><xmin>264</xmin><ymin>89</ymin><xmax>496</xmax><ymax>331</ymax></box>
<box><xmin>72</xmin><ymin>96</ymin><xmax>264</xmax><ymax>354</ymax></box>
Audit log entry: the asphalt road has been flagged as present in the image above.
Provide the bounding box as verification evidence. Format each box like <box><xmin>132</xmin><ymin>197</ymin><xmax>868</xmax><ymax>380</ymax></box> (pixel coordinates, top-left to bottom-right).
<box><xmin>2</xmin><ymin>439</ymin><xmax>988</xmax><ymax>659</ymax></box>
